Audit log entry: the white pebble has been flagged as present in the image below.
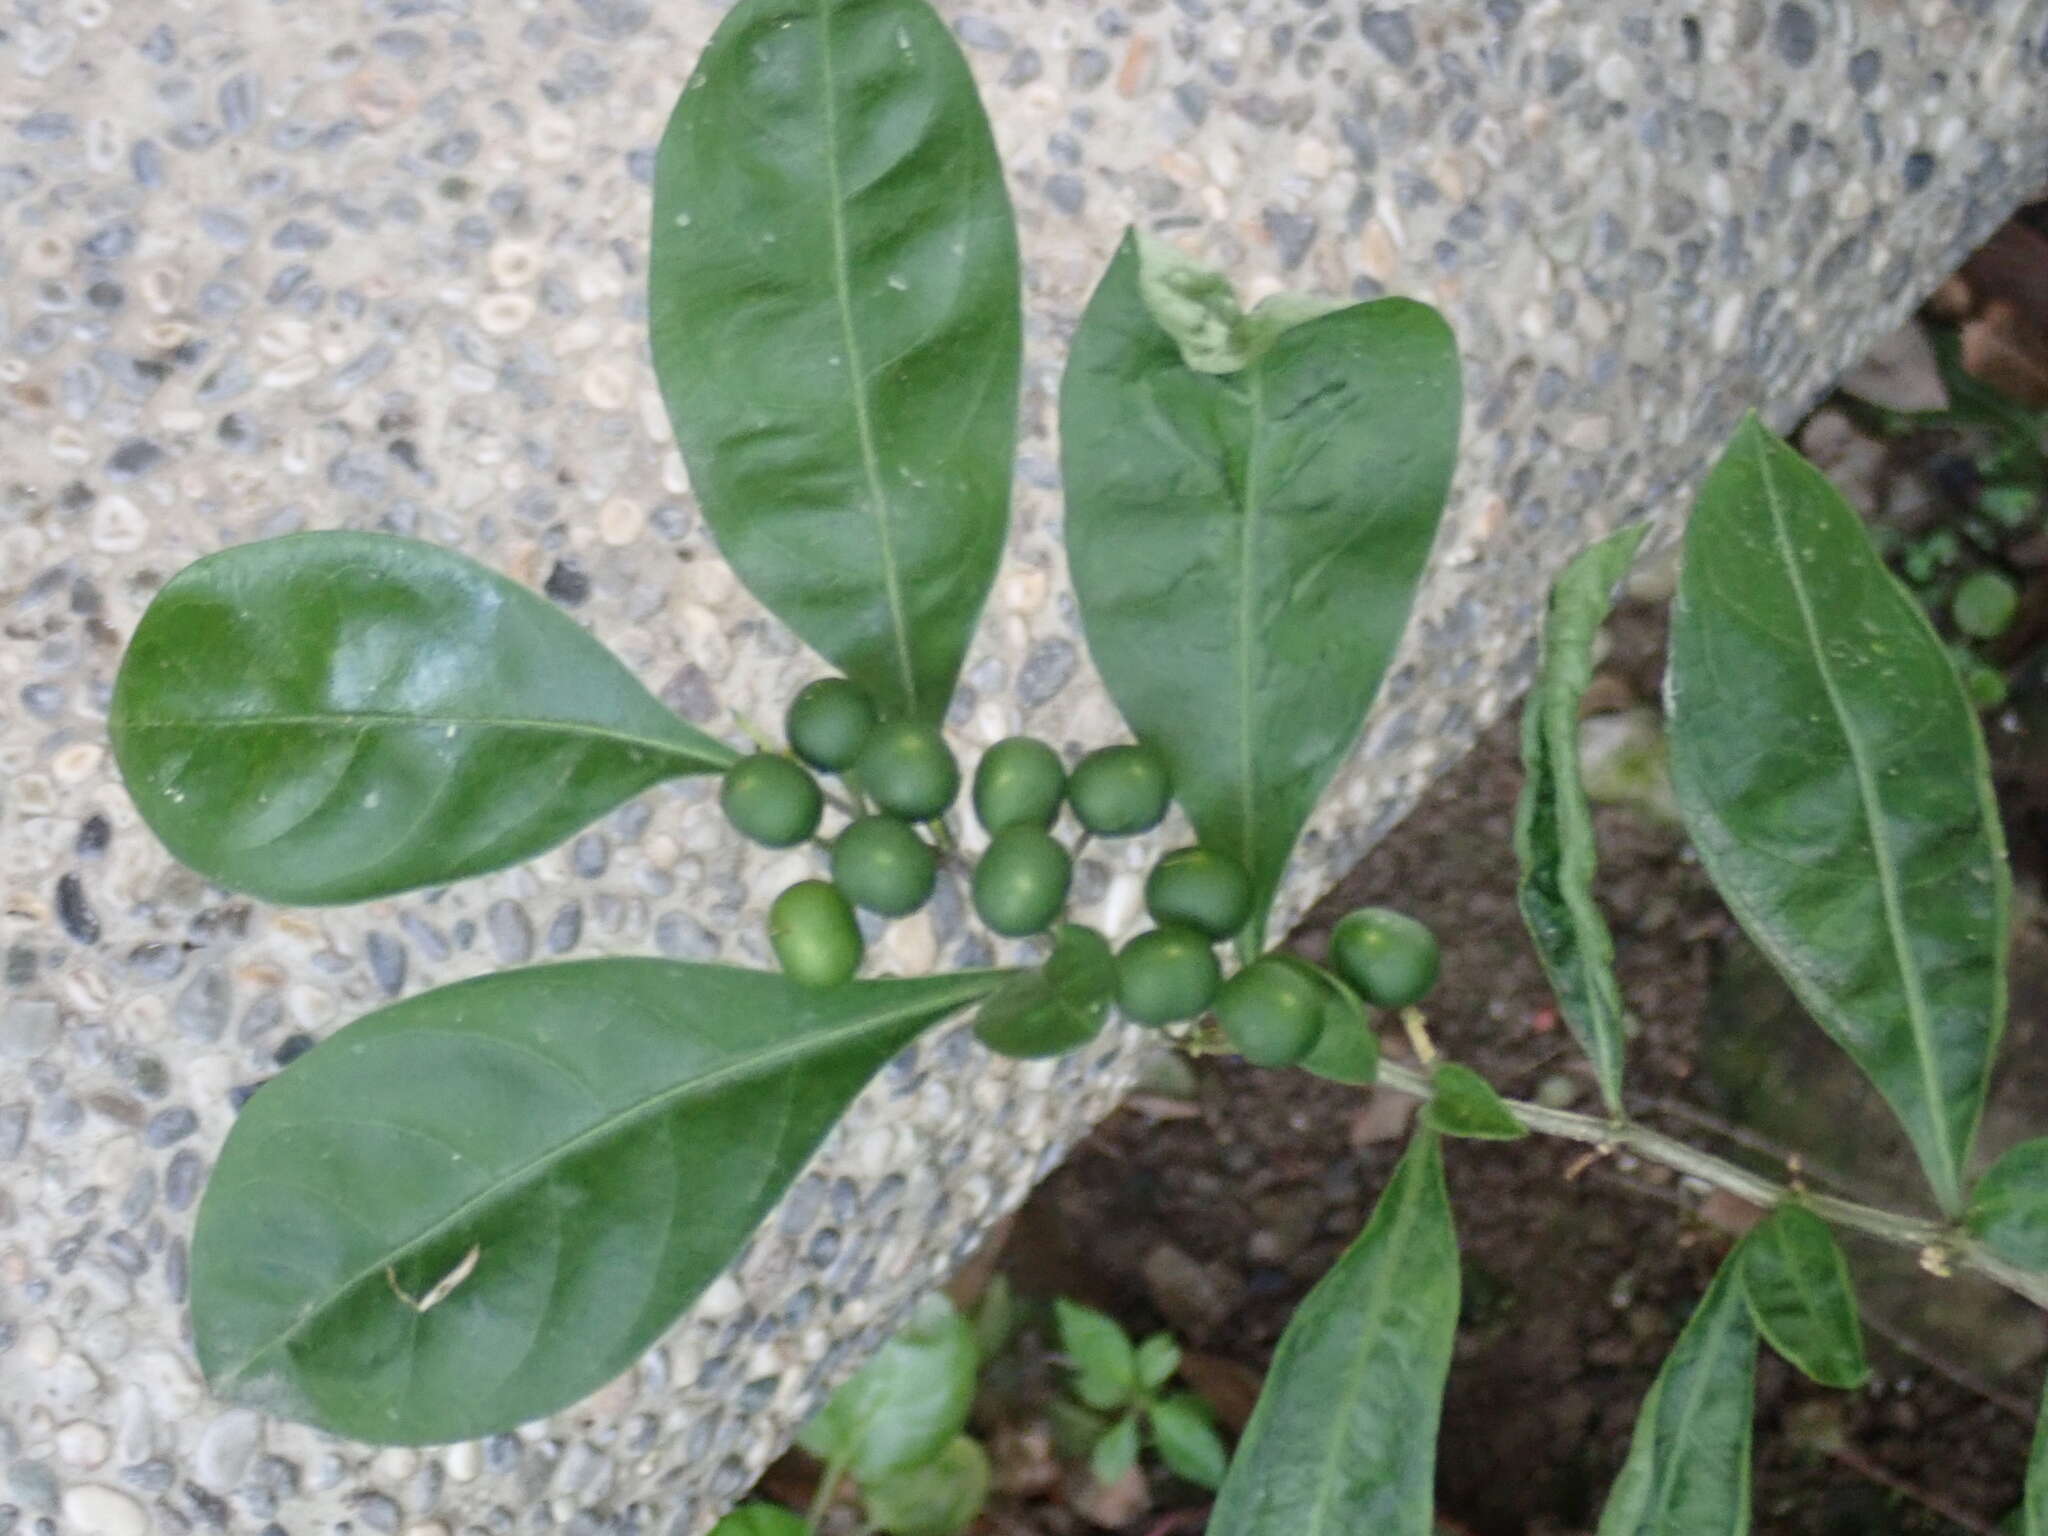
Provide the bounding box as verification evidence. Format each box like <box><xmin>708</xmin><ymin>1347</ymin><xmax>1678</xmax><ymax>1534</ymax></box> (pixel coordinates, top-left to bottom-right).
<box><xmin>489</xmin><ymin>241</ymin><xmax>542</xmax><ymax>288</ymax></box>
<box><xmin>61</xmin><ymin>1486</ymin><xmax>149</xmax><ymax>1536</ymax></box>
<box><xmin>52</xmin><ymin>742</ymin><xmax>103</xmax><ymax>784</ymax></box>
<box><xmin>58</xmin><ymin>1421</ymin><xmax>112</xmax><ymax>1469</ymax></box>
<box><xmin>599</xmin><ymin>498</ymin><xmax>646</xmax><ymax>546</ymax></box>
<box><xmin>194</xmin><ymin>1409</ymin><xmax>262</xmax><ymax>1489</ymax></box>
<box><xmin>132</xmin><ymin>1346</ymin><xmax>204</xmax><ymax>1418</ymax></box>
<box><xmin>23</xmin><ymin>234</ymin><xmax>70</xmax><ymax>276</ymax></box>
<box><xmin>581</xmin><ymin>362</ymin><xmax>631</xmax><ymax>411</ymax></box>
<box><xmin>529</xmin><ymin>112</ymin><xmax>577</xmax><ymax>161</ymax></box>
<box><xmin>444</xmin><ymin>1442</ymin><xmax>482</xmax><ymax>1483</ymax></box>
<box><xmin>477</xmin><ymin>292</ymin><xmax>536</xmax><ymax>335</ymax></box>
<box><xmin>24</xmin><ymin>1321</ymin><xmax>62</xmax><ymax>1369</ymax></box>
<box><xmin>260</xmin><ymin>355</ymin><xmax>323</xmax><ymax>390</ymax></box>
<box><xmin>138</xmin><ymin>267</ymin><xmax>180</xmax><ymax>314</ymax></box>
<box><xmin>91</xmin><ymin>496</ymin><xmax>147</xmax><ymax>554</ymax></box>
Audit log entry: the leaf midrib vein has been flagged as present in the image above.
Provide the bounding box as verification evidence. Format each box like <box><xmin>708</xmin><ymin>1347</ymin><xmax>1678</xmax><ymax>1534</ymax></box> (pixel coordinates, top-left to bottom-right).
<box><xmin>120</xmin><ymin>711</ymin><xmax>725</xmax><ymax>767</ymax></box>
<box><xmin>817</xmin><ymin>0</ymin><xmax>919</xmax><ymax>712</ymax></box>
<box><xmin>1753</xmin><ymin>438</ymin><xmax>1956</xmax><ymax>1207</ymax></box>
<box><xmin>1234</xmin><ymin>371</ymin><xmax>1268</xmax><ymax>884</ymax></box>
<box><xmin>214</xmin><ymin>975</ymin><xmax>998</xmax><ymax>1386</ymax></box>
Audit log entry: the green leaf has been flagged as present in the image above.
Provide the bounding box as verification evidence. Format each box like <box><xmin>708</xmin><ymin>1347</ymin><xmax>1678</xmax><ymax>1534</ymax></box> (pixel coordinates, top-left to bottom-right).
<box><xmin>1736</xmin><ymin>1205</ymin><xmax>1869</xmax><ymax>1389</ymax></box>
<box><xmin>1514</xmin><ymin>523</ymin><xmax>1646</xmax><ymax>1115</ymax></box>
<box><xmin>1063</xmin><ymin>235</ymin><xmax>1461</xmax><ymax>947</ymax></box>
<box><xmin>1132</xmin><ymin>233</ymin><xmax>1340</xmax><ymax>374</ymax></box>
<box><xmin>863</xmin><ymin>1435</ymin><xmax>990</xmax><ymax>1536</ymax></box>
<box><xmin>973</xmin><ymin>1272</ymin><xmax>1016</xmax><ymax>1363</ymax></box>
<box><xmin>801</xmin><ymin>1293</ymin><xmax>978</xmax><ymax>1483</ymax></box>
<box><xmin>109</xmin><ymin>532</ymin><xmax>734</xmax><ymax>906</ymax></box>
<box><xmin>1148</xmin><ymin>1393</ymin><xmax>1230</xmax><ymax>1490</ymax></box>
<box><xmin>650</xmin><ymin>0</ymin><xmax>1020</xmax><ymax>722</ymax></box>
<box><xmin>1057</xmin><ymin>1298</ymin><xmax>1138</xmax><ymax>1411</ymax></box>
<box><xmin>1135</xmin><ymin>1332</ymin><xmax>1182</xmax><ymax>1392</ymax></box>
<box><xmin>2026</xmin><ymin>1377</ymin><xmax>2048</xmax><ymax>1536</ymax></box>
<box><xmin>1596</xmin><ymin>1256</ymin><xmax>1758</xmax><ymax>1536</ymax></box>
<box><xmin>191</xmin><ymin>960</ymin><xmax>1000</xmax><ymax>1444</ymax></box>
<box><xmin>707</xmin><ymin>1504</ymin><xmax>809</xmax><ymax>1536</ymax></box>
<box><xmin>1966</xmin><ymin>1138</ymin><xmax>2048</xmax><ymax>1270</ymax></box>
<box><xmin>1666</xmin><ymin>415</ymin><xmax>2009</xmax><ymax>1214</ymax></box>
<box><xmin>1208</xmin><ymin>1128</ymin><xmax>1458</xmax><ymax>1536</ymax></box>
<box><xmin>1424</xmin><ymin>1063</ymin><xmax>1527</xmax><ymax>1142</ymax></box>
<box><xmin>1090</xmin><ymin>1414</ymin><xmax>1141</xmax><ymax>1487</ymax></box>
<box><xmin>972</xmin><ymin>925</ymin><xmax>1116</xmax><ymax>1059</ymax></box>
<box><xmin>1291</xmin><ymin>964</ymin><xmax>1381</xmax><ymax>1087</ymax></box>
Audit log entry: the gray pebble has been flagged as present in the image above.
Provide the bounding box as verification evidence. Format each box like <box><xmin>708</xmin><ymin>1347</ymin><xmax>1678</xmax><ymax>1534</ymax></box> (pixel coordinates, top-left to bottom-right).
<box><xmin>488</xmin><ymin>899</ymin><xmax>534</xmax><ymax>965</ymax></box>
<box><xmin>0</xmin><ymin>1103</ymin><xmax>29</xmax><ymax>1159</ymax></box>
<box><xmin>219</xmin><ymin>74</ymin><xmax>260</xmax><ymax>134</ymax></box>
<box><xmin>18</xmin><ymin>112</ymin><xmax>75</xmax><ymax>143</ymax></box>
<box><xmin>0</xmin><ymin>1000</ymin><xmax>59</xmax><ymax>1059</ymax></box>
<box><xmin>164</xmin><ymin>1148</ymin><xmax>203</xmax><ymax>1212</ymax></box>
<box><xmin>571</xmin><ymin>833</ymin><xmax>610</xmax><ymax>879</ymax></box>
<box><xmin>954</xmin><ymin>15</ymin><xmax>1012</xmax><ymax>50</ymax></box>
<box><xmin>19</xmin><ymin>681</ymin><xmax>62</xmax><ymax>718</ymax></box>
<box><xmin>144</xmin><ymin>1107</ymin><xmax>198</xmax><ymax>1148</ymax></box>
<box><xmin>1903</xmin><ymin>150</ymin><xmax>1935</xmax><ymax>190</ymax></box>
<box><xmin>1263</xmin><ymin>208</ymin><xmax>1317</xmax><ymax>269</ymax></box>
<box><xmin>272</xmin><ymin>220</ymin><xmax>331</xmax><ymax>252</ymax></box>
<box><xmin>1359</xmin><ymin>9</ymin><xmax>1417</xmax><ymax>67</ymax></box>
<box><xmin>139</xmin><ymin>24</ymin><xmax>176</xmax><ymax>63</ymax></box>
<box><xmin>56</xmin><ymin>874</ymin><xmax>99</xmax><ymax>944</ymax></box>
<box><xmin>127</xmin><ymin>942</ymin><xmax>184</xmax><ymax>983</ymax></box>
<box><xmin>546</xmin><ymin>903</ymin><xmax>583</xmax><ymax>954</ymax></box>
<box><xmin>1544</xmin><ymin>50</ymin><xmax>1584</xmax><ymax>95</ymax></box>
<box><xmin>107</xmin><ymin>438</ymin><xmax>165</xmax><ymax>481</ymax></box>
<box><xmin>1016</xmin><ymin>638</ymin><xmax>1077</xmax><ymax>706</ymax></box>
<box><xmin>131</xmin><ymin>137</ymin><xmax>166</xmax><ymax>187</ymax></box>
<box><xmin>198</xmin><ymin>209</ymin><xmax>251</xmax><ymax>250</ymax></box>
<box><xmin>83</xmin><ymin>222</ymin><xmax>138</xmax><ymax>263</ymax></box>
<box><xmin>173</xmin><ymin>967</ymin><xmax>232</xmax><ymax>1042</ymax></box>
<box><xmin>119</xmin><ymin>1168</ymin><xmax>157</xmax><ymax>1226</ymax></box>
<box><xmin>654</xmin><ymin>912</ymin><xmax>719</xmax><ymax>960</ymax></box>
<box><xmin>1069</xmin><ymin>47</ymin><xmax>1110</xmax><ymax>89</ymax></box>
<box><xmin>1774</xmin><ymin>2</ymin><xmax>1818</xmax><ymax>67</ymax></box>
<box><xmin>575</xmin><ymin>0</ymin><xmax>651</xmax><ymax>39</ymax></box>
<box><xmin>1848</xmin><ymin>48</ymin><xmax>1881</xmax><ymax>93</ymax></box>
<box><xmin>0</xmin><ymin>162</ymin><xmax>38</xmax><ymax>201</ymax></box>
<box><xmin>661</xmin><ymin>664</ymin><xmax>717</xmax><ymax>723</ymax></box>
<box><xmin>428</xmin><ymin>130</ymin><xmax>481</xmax><ymax>167</ymax></box>
<box><xmin>1045</xmin><ymin>174</ymin><xmax>1087</xmax><ymax>215</ymax></box>
<box><xmin>366</xmin><ymin>931</ymin><xmax>407</xmax><ymax>996</ymax></box>
<box><xmin>351</xmin><ymin>1494</ymin><xmax>401</xmax><ymax>1535</ymax></box>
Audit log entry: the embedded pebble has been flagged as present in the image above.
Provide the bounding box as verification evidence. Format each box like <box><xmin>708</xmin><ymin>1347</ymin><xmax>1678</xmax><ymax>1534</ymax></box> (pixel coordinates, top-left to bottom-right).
<box><xmin>59</xmin><ymin>1485</ymin><xmax>148</xmax><ymax>1536</ymax></box>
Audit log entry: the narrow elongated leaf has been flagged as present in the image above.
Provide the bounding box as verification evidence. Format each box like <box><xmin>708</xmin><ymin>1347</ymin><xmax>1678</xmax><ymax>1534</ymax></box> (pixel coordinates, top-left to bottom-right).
<box><xmin>1667</xmin><ymin>415</ymin><xmax>2009</xmax><ymax>1214</ymax></box>
<box><xmin>1062</xmin><ymin>236</ymin><xmax>1460</xmax><ymax>946</ymax></box>
<box><xmin>191</xmin><ymin>960</ymin><xmax>1001</xmax><ymax>1444</ymax></box>
<box><xmin>1737</xmin><ymin>1205</ymin><xmax>1868</xmax><ymax>1389</ymax></box>
<box><xmin>1208</xmin><ymin>1128</ymin><xmax>1458</xmax><ymax>1536</ymax></box>
<box><xmin>1966</xmin><ymin>1138</ymin><xmax>2048</xmax><ymax>1270</ymax></box>
<box><xmin>1515</xmin><ymin>524</ymin><xmax>1646</xmax><ymax>1115</ymax></box>
<box><xmin>801</xmin><ymin>1293</ymin><xmax>976</xmax><ymax>1481</ymax></box>
<box><xmin>1091</xmin><ymin>1414</ymin><xmax>1141</xmax><ymax>1487</ymax></box>
<box><xmin>651</xmin><ymin>0</ymin><xmax>1020</xmax><ymax>721</ymax></box>
<box><xmin>2027</xmin><ymin>1379</ymin><xmax>2048</xmax><ymax>1536</ymax></box>
<box><xmin>1596</xmin><ymin>1257</ymin><xmax>1758</xmax><ymax>1536</ymax></box>
<box><xmin>1148</xmin><ymin>1393</ymin><xmax>1230</xmax><ymax>1490</ymax></box>
<box><xmin>110</xmin><ymin>533</ymin><xmax>733</xmax><ymax>906</ymax></box>
<box><xmin>972</xmin><ymin>925</ymin><xmax>1115</xmax><ymax>1058</ymax></box>
<box><xmin>1425</xmin><ymin>1063</ymin><xmax>1527</xmax><ymax>1141</ymax></box>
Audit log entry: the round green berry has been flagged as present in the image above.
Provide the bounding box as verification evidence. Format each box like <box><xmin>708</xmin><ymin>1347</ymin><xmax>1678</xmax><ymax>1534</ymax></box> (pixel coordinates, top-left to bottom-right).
<box><xmin>769</xmin><ymin>881</ymin><xmax>863</xmax><ymax>988</ymax></box>
<box><xmin>1145</xmin><ymin>846</ymin><xmax>1253</xmax><ymax>939</ymax></box>
<box><xmin>856</xmin><ymin>721</ymin><xmax>960</xmax><ymax>820</ymax></box>
<box><xmin>973</xmin><ymin>736</ymin><xmax>1066</xmax><ymax>832</ymax></box>
<box><xmin>1115</xmin><ymin>926</ymin><xmax>1221</xmax><ymax>1025</ymax></box>
<box><xmin>830</xmin><ymin>815</ymin><xmax>937</xmax><ymax>917</ymax></box>
<box><xmin>1215</xmin><ymin>957</ymin><xmax>1326</xmax><ymax>1067</ymax></box>
<box><xmin>1330</xmin><ymin>907</ymin><xmax>1440</xmax><ymax>1009</ymax></box>
<box><xmin>720</xmin><ymin>753</ymin><xmax>823</xmax><ymax>847</ymax></box>
<box><xmin>1954</xmin><ymin>571</ymin><xmax>2019</xmax><ymax>640</ymax></box>
<box><xmin>786</xmin><ymin>677</ymin><xmax>877</xmax><ymax>770</ymax></box>
<box><xmin>971</xmin><ymin>826</ymin><xmax>1072</xmax><ymax>937</ymax></box>
<box><xmin>1068</xmin><ymin>744</ymin><xmax>1171</xmax><ymax>837</ymax></box>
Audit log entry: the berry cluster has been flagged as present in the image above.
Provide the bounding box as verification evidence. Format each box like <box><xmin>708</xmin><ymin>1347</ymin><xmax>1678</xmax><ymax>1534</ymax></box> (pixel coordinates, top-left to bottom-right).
<box><xmin>722</xmin><ymin>677</ymin><xmax>1441</xmax><ymax>1065</ymax></box>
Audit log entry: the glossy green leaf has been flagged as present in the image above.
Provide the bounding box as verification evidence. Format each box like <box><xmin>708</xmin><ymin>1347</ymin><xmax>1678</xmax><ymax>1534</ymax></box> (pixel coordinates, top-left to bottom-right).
<box><xmin>1148</xmin><ymin>1393</ymin><xmax>1230</xmax><ymax>1490</ymax></box>
<box><xmin>1208</xmin><ymin>1128</ymin><xmax>1458</xmax><ymax>1536</ymax></box>
<box><xmin>109</xmin><ymin>532</ymin><xmax>735</xmax><ymax>906</ymax></box>
<box><xmin>2026</xmin><ymin>1377</ymin><xmax>2048</xmax><ymax>1536</ymax></box>
<box><xmin>863</xmin><ymin>1434</ymin><xmax>990</xmax><ymax>1536</ymax></box>
<box><xmin>1135</xmin><ymin>1332</ymin><xmax>1181</xmax><ymax>1392</ymax></box>
<box><xmin>1596</xmin><ymin>1256</ymin><xmax>1758</xmax><ymax>1536</ymax></box>
<box><xmin>1515</xmin><ymin>523</ymin><xmax>1646</xmax><ymax>1115</ymax></box>
<box><xmin>802</xmin><ymin>1292</ymin><xmax>978</xmax><ymax>1482</ymax></box>
<box><xmin>1091</xmin><ymin>1414</ymin><xmax>1141</xmax><ymax>1487</ymax></box>
<box><xmin>1966</xmin><ymin>1138</ymin><xmax>2048</xmax><ymax>1270</ymax></box>
<box><xmin>1062</xmin><ymin>235</ymin><xmax>1461</xmax><ymax>947</ymax></box>
<box><xmin>1737</xmin><ymin>1205</ymin><xmax>1868</xmax><ymax>1389</ymax></box>
<box><xmin>1057</xmin><ymin>1298</ymin><xmax>1137</xmax><ymax>1411</ymax></box>
<box><xmin>972</xmin><ymin>925</ymin><xmax>1115</xmax><ymax>1059</ymax></box>
<box><xmin>650</xmin><ymin>0</ymin><xmax>1020</xmax><ymax>722</ymax></box>
<box><xmin>1296</xmin><ymin>967</ymin><xmax>1381</xmax><ymax>1087</ymax></box>
<box><xmin>191</xmin><ymin>960</ymin><xmax>1000</xmax><ymax>1445</ymax></box>
<box><xmin>1666</xmin><ymin>415</ymin><xmax>2009</xmax><ymax>1214</ymax></box>
<box><xmin>707</xmin><ymin>1505</ymin><xmax>809</xmax><ymax>1536</ymax></box>
<box><xmin>1424</xmin><ymin>1063</ymin><xmax>1527</xmax><ymax>1142</ymax></box>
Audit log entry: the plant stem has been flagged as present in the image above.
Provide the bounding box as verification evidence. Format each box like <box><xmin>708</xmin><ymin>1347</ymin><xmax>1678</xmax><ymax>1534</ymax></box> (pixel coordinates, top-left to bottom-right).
<box><xmin>1369</xmin><ymin>1059</ymin><xmax>2048</xmax><ymax>1311</ymax></box>
<box><xmin>804</xmin><ymin>1453</ymin><xmax>850</xmax><ymax>1535</ymax></box>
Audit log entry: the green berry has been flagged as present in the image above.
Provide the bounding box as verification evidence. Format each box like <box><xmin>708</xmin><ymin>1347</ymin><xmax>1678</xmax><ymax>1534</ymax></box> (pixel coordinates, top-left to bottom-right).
<box><xmin>1953</xmin><ymin>571</ymin><xmax>2019</xmax><ymax>640</ymax></box>
<box><xmin>769</xmin><ymin>881</ymin><xmax>862</xmax><ymax>987</ymax></box>
<box><xmin>1215</xmin><ymin>957</ymin><xmax>1326</xmax><ymax>1067</ymax></box>
<box><xmin>1330</xmin><ymin>907</ymin><xmax>1440</xmax><ymax>1009</ymax></box>
<box><xmin>972</xmin><ymin>826</ymin><xmax>1072</xmax><ymax>937</ymax></box>
<box><xmin>1115</xmin><ymin>926</ymin><xmax>1221</xmax><ymax>1025</ymax></box>
<box><xmin>1145</xmin><ymin>846</ymin><xmax>1253</xmax><ymax>939</ymax></box>
<box><xmin>1068</xmin><ymin>744</ymin><xmax>1171</xmax><ymax>836</ymax></box>
<box><xmin>786</xmin><ymin>677</ymin><xmax>877</xmax><ymax>770</ymax></box>
<box><xmin>720</xmin><ymin>753</ymin><xmax>823</xmax><ymax>847</ymax></box>
<box><xmin>830</xmin><ymin>815</ymin><xmax>937</xmax><ymax>917</ymax></box>
<box><xmin>856</xmin><ymin>721</ymin><xmax>960</xmax><ymax>820</ymax></box>
<box><xmin>973</xmin><ymin>736</ymin><xmax>1067</xmax><ymax>832</ymax></box>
